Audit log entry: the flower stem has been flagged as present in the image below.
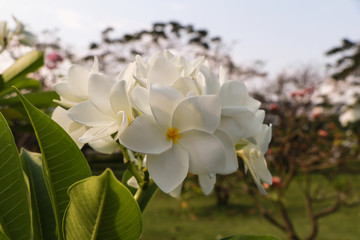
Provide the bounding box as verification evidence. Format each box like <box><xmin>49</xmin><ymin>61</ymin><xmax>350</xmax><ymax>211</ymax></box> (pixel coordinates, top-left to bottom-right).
<box><xmin>119</xmin><ymin>144</ymin><xmax>158</xmax><ymax>212</ymax></box>
<box><xmin>119</xmin><ymin>144</ymin><xmax>144</xmax><ymax>186</ymax></box>
<box><xmin>134</xmin><ymin>179</ymin><xmax>158</xmax><ymax>212</ymax></box>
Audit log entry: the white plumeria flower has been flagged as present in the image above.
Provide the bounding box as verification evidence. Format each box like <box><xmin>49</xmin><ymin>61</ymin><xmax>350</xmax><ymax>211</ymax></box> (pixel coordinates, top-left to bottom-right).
<box><xmin>53</xmin><ymin>58</ymin><xmax>99</xmax><ymax>107</ymax></box>
<box><xmin>197</xmin><ymin>65</ymin><xmax>263</xmax><ymax>143</ymax></box>
<box><xmin>52</xmin><ymin>58</ymin><xmax>98</xmax><ymax>147</ymax></box>
<box><xmin>68</xmin><ymin>74</ymin><xmax>133</xmax><ymax>144</ymax></box>
<box><xmin>52</xmin><ymin>103</ymin><xmax>118</xmax><ymax>154</ymax></box>
<box><xmin>217</xmin><ymin>80</ymin><xmax>263</xmax><ymax>143</ymax></box>
<box><xmin>134</xmin><ymin>50</ymin><xmax>204</xmax><ymax>95</ymax></box>
<box><xmin>237</xmin><ymin>111</ymin><xmax>272</xmax><ymax>194</ymax></box>
<box><xmin>52</xmin><ymin>107</ymin><xmax>87</xmax><ymax>149</ymax></box>
<box><xmin>120</xmin><ymin>84</ymin><xmax>237</xmax><ymax>193</ymax></box>
<box><xmin>52</xmin><ymin>58</ymin><xmax>119</xmax><ymax>153</ymax></box>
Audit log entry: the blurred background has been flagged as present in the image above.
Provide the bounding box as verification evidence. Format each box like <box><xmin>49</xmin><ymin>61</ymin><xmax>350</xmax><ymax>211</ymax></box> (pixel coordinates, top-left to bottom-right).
<box><xmin>1</xmin><ymin>0</ymin><xmax>360</xmax><ymax>239</ymax></box>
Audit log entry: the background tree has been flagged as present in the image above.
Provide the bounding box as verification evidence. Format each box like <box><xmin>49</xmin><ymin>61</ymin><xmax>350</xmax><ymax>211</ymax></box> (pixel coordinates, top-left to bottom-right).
<box><xmin>326</xmin><ymin>38</ymin><xmax>360</xmax><ymax>80</ymax></box>
<box><xmin>83</xmin><ymin>21</ymin><xmax>266</xmax><ymax>81</ymax></box>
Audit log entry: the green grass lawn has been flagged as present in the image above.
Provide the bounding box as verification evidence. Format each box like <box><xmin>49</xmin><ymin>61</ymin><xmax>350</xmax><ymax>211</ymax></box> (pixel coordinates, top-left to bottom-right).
<box><xmin>141</xmin><ymin>176</ymin><xmax>360</xmax><ymax>240</ymax></box>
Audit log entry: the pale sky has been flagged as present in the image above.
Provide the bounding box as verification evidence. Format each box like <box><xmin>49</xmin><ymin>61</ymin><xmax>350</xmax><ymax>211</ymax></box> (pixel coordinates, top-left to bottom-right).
<box><xmin>1</xmin><ymin>0</ymin><xmax>360</xmax><ymax>76</ymax></box>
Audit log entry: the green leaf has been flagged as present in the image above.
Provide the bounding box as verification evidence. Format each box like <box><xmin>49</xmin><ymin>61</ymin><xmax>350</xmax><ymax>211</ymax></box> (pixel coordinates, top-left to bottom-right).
<box><xmin>0</xmin><ymin>21</ymin><xmax>8</xmax><ymax>52</ymax></box>
<box><xmin>0</xmin><ymin>91</ymin><xmax>59</xmax><ymax>109</ymax></box>
<box><xmin>1</xmin><ymin>50</ymin><xmax>44</xmax><ymax>84</ymax></box>
<box><xmin>64</xmin><ymin>169</ymin><xmax>142</xmax><ymax>240</ymax></box>
<box><xmin>0</xmin><ymin>113</ymin><xmax>32</xmax><ymax>240</ymax></box>
<box><xmin>135</xmin><ymin>182</ymin><xmax>158</xmax><ymax>212</ymax></box>
<box><xmin>221</xmin><ymin>235</ymin><xmax>281</xmax><ymax>240</ymax></box>
<box><xmin>0</xmin><ymin>224</ymin><xmax>10</xmax><ymax>240</ymax></box>
<box><xmin>0</xmin><ymin>78</ymin><xmax>42</xmax><ymax>97</ymax></box>
<box><xmin>20</xmin><ymin>149</ymin><xmax>57</xmax><ymax>240</ymax></box>
<box><xmin>15</xmin><ymin>88</ymin><xmax>92</xmax><ymax>240</ymax></box>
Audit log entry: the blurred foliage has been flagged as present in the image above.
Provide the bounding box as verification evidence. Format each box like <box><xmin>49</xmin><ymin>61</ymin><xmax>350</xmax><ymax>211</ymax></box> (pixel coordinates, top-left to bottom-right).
<box><xmin>83</xmin><ymin>21</ymin><xmax>266</xmax><ymax>80</ymax></box>
<box><xmin>326</xmin><ymin>38</ymin><xmax>360</xmax><ymax>80</ymax></box>
<box><xmin>0</xmin><ymin>18</ymin><xmax>59</xmax><ymax>150</ymax></box>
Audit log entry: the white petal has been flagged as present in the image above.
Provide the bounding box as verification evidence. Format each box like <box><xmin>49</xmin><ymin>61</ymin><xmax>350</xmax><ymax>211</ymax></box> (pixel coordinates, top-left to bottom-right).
<box><xmin>149</xmin><ymin>84</ymin><xmax>184</xmax><ymax>129</ymax></box>
<box><xmin>240</xmin><ymin>145</ymin><xmax>272</xmax><ymax>185</ymax></box>
<box><xmin>68</xmin><ymin>101</ymin><xmax>114</xmax><ymax>127</ymax></box>
<box><xmin>147</xmin><ymin>56</ymin><xmax>180</xmax><ymax>86</ymax></box>
<box><xmin>147</xmin><ymin>144</ymin><xmax>189</xmax><ymax>193</ymax></box>
<box><xmin>110</xmin><ymin>80</ymin><xmax>132</xmax><ymax>118</ymax></box>
<box><xmin>79</xmin><ymin>122</ymin><xmax>120</xmax><ymax>143</ymax></box>
<box><xmin>190</xmin><ymin>56</ymin><xmax>205</xmax><ymax>78</ymax></box>
<box><xmin>179</xmin><ymin>130</ymin><xmax>227</xmax><ymax>175</ymax></box>
<box><xmin>172</xmin><ymin>77</ymin><xmax>200</xmax><ymax>96</ymax></box>
<box><xmin>172</xmin><ymin>55</ymin><xmax>193</xmax><ymax>77</ymax></box>
<box><xmin>119</xmin><ymin>115</ymin><xmax>171</xmax><ymax>154</ymax></box>
<box><xmin>90</xmin><ymin>57</ymin><xmax>99</xmax><ymax>74</ymax></box>
<box><xmin>254</xmin><ymin>124</ymin><xmax>272</xmax><ymax>155</ymax></box>
<box><xmin>88</xmin><ymin>137</ymin><xmax>118</xmax><ymax>154</ymax></box>
<box><xmin>200</xmin><ymin>66</ymin><xmax>220</xmax><ymax>94</ymax></box>
<box><xmin>88</xmin><ymin>73</ymin><xmax>116</xmax><ymax>116</ymax></box>
<box><xmin>52</xmin><ymin>107</ymin><xmax>86</xmax><ymax>148</ymax></box>
<box><xmin>130</xmin><ymin>86</ymin><xmax>152</xmax><ymax>115</ymax></box>
<box><xmin>219</xmin><ymin>80</ymin><xmax>260</xmax><ymax>112</ymax></box>
<box><xmin>220</xmin><ymin>107</ymin><xmax>262</xmax><ymax>142</ymax></box>
<box><xmin>173</xmin><ymin>95</ymin><xmax>221</xmax><ymax>133</ymax></box>
<box><xmin>67</xmin><ymin>65</ymin><xmax>90</xmax><ymax>100</ymax></box>
<box><xmin>255</xmin><ymin>110</ymin><xmax>265</xmax><ymax>123</ymax></box>
<box><xmin>169</xmin><ymin>182</ymin><xmax>183</xmax><ymax>198</ymax></box>
<box><xmin>127</xmin><ymin>176</ymin><xmax>140</xmax><ymax>189</ymax></box>
<box><xmin>198</xmin><ymin>174</ymin><xmax>216</xmax><ymax>195</ymax></box>
<box><xmin>116</xmin><ymin>62</ymin><xmax>135</xmax><ymax>83</ymax></box>
<box><xmin>53</xmin><ymin>82</ymin><xmax>80</xmax><ymax>102</ymax></box>
<box><xmin>134</xmin><ymin>55</ymin><xmax>148</xmax><ymax>86</ymax></box>
<box><xmin>219</xmin><ymin>66</ymin><xmax>227</xmax><ymax>85</ymax></box>
<box><xmin>213</xmin><ymin>129</ymin><xmax>238</xmax><ymax>173</ymax></box>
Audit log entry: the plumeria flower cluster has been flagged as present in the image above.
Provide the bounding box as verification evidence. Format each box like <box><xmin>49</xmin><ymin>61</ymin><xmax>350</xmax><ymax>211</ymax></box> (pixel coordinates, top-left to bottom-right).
<box><xmin>52</xmin><ymin>50</ymin><xmax>272</xmax><ymax>196</ymax></box>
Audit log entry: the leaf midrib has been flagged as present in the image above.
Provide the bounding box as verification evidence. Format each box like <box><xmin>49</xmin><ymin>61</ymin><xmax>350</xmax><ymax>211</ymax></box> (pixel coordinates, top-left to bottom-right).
<box><xmin>91</xmin><ymin>174</ymin><xmax>109</xmax><ymax>240</ymax></box>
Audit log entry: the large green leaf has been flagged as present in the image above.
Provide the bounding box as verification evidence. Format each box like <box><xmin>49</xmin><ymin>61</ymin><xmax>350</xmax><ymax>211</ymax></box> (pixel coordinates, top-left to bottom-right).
<box><xmin>221</xmin><ymin>235</ymin><xmax>281</xmax><ymax>240</ymax></box>
<box><xmin>64</xmin><ymin>169</ymin><xmax>142</xmax><ymax>240</ymax></box>
<box><xmin>15</xmin><ymin>89</ymin><xmax>92</xmax><ymax>240</ymax></box>
<box><xmin>20</xmin><ymin>149</ymin><xmax>57</xmax><ymax>240</ymax></box>
<box><xmin>0</xmin><ymin>78</ymin><xmax>42</xmax><ymax>97</ymax></box>
<box><xmin>0</xmin><ymin>91</ymin><xmax>59</xmax><ymax>109</ymax></box>
<box><xmin>0</xmin><ymin>113</ymin><xmax>31</xmax><ymax>240</ymax></box>
<box><xmin>1</xmin><ymin>50</ymin><xmax>44</xmax><ymax>84</ymax></box>
<box><xmin>0</xmin><ymin>224</ymin><xmax>10</xmax><ymax>240</ymax></box>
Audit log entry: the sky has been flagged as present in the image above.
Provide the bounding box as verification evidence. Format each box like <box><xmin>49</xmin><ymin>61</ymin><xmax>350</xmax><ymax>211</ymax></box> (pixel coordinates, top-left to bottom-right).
<box><xmin>1</xmin><ymin>0</ymin><xmax>360</xmax><ymax>77</ymax></box>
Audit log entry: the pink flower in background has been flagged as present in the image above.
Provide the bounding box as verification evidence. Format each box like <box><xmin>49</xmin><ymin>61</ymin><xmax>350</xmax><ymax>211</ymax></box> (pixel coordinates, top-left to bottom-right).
<box><xmin>47</xmin><ymin>51</ymin><xmax>63</xmax><ymax>62</ymax></box>
<box><xmin>318</xmin><ymin>129</ymin><xmax>328</xmax><ymax>137</ymax></box>
<box><xmin>272</xmin><ymin>176</ymin><xmax>281</xmax><ymax>187</ymax></box>
<box><xmin>263</xmin><ymin>176</ymin><xmax>281</xmax><ymax>189</ymax></box>
<box><xmin>46</xmin><ymin>51</ymin><xmax>63</xmax><ymax>69</ymax></box>
<box><xmin>269</xmin><ymin>103</ymin><xmax>279</xmax><ymax>111</ymax></box>
<box><xmin>291</xmin><ymin>87</ymin><xmax>314</xmax><ymax>98</ymax></box>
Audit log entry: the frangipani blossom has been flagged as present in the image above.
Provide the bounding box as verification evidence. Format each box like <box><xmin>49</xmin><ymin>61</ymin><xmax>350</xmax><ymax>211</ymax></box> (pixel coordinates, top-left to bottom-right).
<box><xmin>52</xmin><ymin>50</ymin><xmax>272</xmax><ymax>197</ymax></box>
<box><xmin>217</xmin><ymin>80</ymin><xmax>262</xmax><ymax>142</ymax></box>
<box><xmin>134</xmin><ymin>50</ymin><xmax>204</xmax><ymax>95</ymax></box>
<box><xmin>120</xmin><ymin>84</ymin><xmax>237</xmax><ymax>193</ymax></box>
<box><xmin>237</xmin><ymin>111</ymin><xmax>272</xmax><ymax>194</ymax></box>
<box><xmin>68</xmin><ymin>74</ymin><xmax>133</xmax><ymax>143</ymax></box>
<box><xmin>53</xmin><ymin>57</ymin><xmax>98</xmax><ymax>107</ymax></box>
<box><xmin>52</xmin><ymin>58</ymin><xmax>121</xmax><ymax>153</ymax></box>
<box><xmin>52</xmin><ymin>107</ymin><xmax>87</xmax><ymax>149</ymax></box>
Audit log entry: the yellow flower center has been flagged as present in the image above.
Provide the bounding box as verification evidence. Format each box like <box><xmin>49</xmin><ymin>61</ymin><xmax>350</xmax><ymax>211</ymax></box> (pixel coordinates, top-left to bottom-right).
<box><xmin>166</xmin><ymin>128</ymin><xmax>181</xmax><ymax>143</ymax></box>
